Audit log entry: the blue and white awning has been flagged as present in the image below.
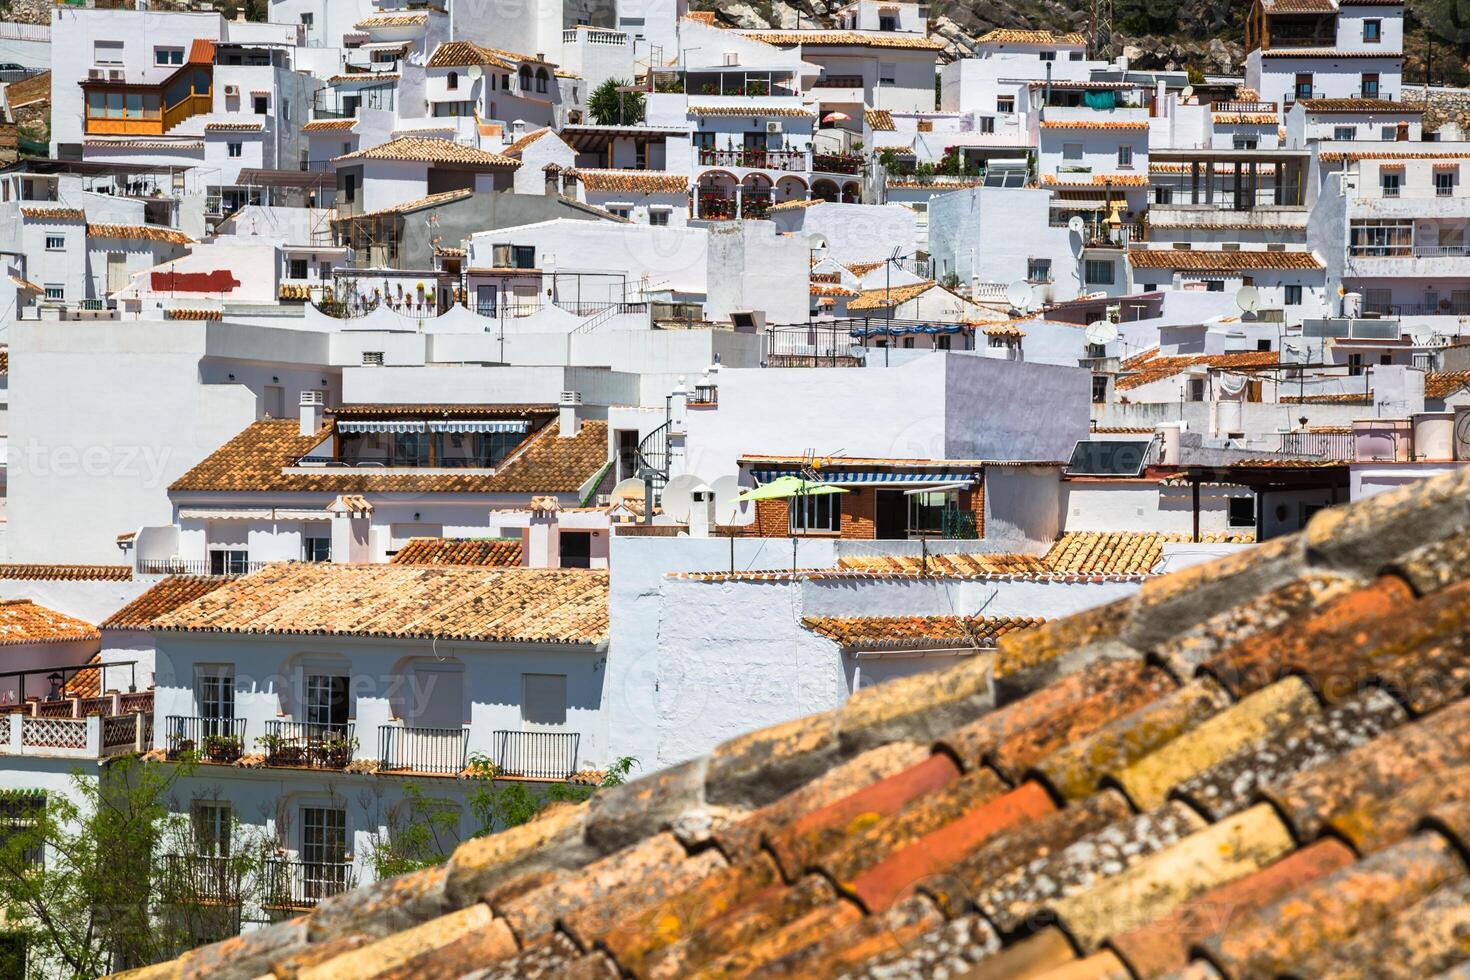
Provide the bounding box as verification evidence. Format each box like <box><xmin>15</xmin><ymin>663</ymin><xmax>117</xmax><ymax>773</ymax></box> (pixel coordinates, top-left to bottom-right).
<box><xmin>849</xmin><ymin>323</ymin><xmax>969</xmax><ymax>338</ymax></box>
<box><xmin>751</xmin><ymin>468</ymin><xmax>978</xmax><ymax>486</ymax></box>
<box><xmin>426</xmin><ymin>420</ymin><xmax>529</xmax><ymax>434</ymax></box>
<box><xmin>337</xmin><ymin>421</ymin><xmax>426</xmax><ymax>434</ymax></box>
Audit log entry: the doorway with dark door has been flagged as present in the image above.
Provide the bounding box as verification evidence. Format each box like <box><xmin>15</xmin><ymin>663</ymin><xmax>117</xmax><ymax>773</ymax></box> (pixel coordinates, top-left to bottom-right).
<box><xmin>875</xmin><ymin>490</ymin><xmax>907</xmax><ymax>539</ymax></box>
<box><xmin>559</xmin><ymin>531</ymin><xmax>592</xmax><ymax>568</ymax></box>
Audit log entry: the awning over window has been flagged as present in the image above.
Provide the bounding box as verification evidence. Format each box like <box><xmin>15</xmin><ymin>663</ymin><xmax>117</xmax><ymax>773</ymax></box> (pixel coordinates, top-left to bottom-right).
<box><xmin>848</xmin><ymin>324</ymin><xmax>969</xmax><ymax>337</ymax></box>
<box><xmin>337</xmin><ymin>421</ymin><xmax>426</xmax><ymax>434</ymax></box>
<box><xmin>426</xmin><ymin>420</ymin><xmax>529</xmax><ymax>434</ymax></box>
<box><xmin>751</xmin><ymin>468</ymin><xmax>979</xmax><ymax>486</ymax></box>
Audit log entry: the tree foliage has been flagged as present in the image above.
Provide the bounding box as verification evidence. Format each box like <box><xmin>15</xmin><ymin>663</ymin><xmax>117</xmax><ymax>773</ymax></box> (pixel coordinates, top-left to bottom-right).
<box><xmin>587</xmin><ymin>79</ymin><xmax>646</xmax><ymax>126</ymax></box>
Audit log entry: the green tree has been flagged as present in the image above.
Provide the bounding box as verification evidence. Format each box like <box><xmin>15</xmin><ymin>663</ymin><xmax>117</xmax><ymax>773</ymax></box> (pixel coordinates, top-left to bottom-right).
<box><xmin>0</xmin><ymin>757</ymin><xmax>265</xmax><ymax>977</ymax></box>
<box><xmin>587</xmin><ymin>79</ymin><xmax>646</xmax><ymax>126</ymax></box>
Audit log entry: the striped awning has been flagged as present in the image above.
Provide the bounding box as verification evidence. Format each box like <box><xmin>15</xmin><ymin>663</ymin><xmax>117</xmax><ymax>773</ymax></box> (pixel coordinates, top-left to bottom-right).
<box><xmin>849</xmin><ymin>323</ymin><xmax>969</xmax><ymax>337</ymax></box>
<box><xmin>426</xmin><ymin>420</ymin><xmax>528</xmax><ymax>434</ymax></box>
<box><xmin>337</xmin><ymin>421</ymin><xmax>426</xmax><ymax>434</ymax></box>
<box><xmin>751</xmin><ymin>468</ymin><xmax>979</xmax><ymax>486</ymax></box>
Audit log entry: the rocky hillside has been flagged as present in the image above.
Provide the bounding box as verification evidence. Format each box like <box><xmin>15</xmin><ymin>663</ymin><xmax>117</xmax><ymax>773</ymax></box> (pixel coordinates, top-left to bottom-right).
<box><xmin>692</xmin><ymin>0</ymin><xmax>1462</xmax><ymax>80</ymax></box>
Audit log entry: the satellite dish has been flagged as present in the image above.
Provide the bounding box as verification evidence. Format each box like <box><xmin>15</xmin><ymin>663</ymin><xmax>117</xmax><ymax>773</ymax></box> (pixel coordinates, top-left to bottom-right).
<box><xmin>467</xmin><ymin>64</ymin><xmax>483</xmax><ymax>80</ymax></box>
<box><xmin>1235</xmin><ymin>285</ymin><xmax>1260</xmax><ymax>314</ymax></box>
<box><xmin>709</xmin><ymin>475</ymin><xmax>744</xmax><ymax>523</ymax></box>
<box><xmin>1006</xmin><ymin>280</ymin><xmax>1033</xmax><ymax>310</ymax></box>
<box><xmin>807</xmin><ymin>233</ymin><xmax>829</xmax><ymax>251</ymax></box>
<box><xmin>659</xmin><ymin>474</ymin><xmax>705</xmax><ymax>524</ymax></box>
<box><xmin>1455</xmin><ymin>411</ymin><xmax>1470</xmax><ymax>459</ymax></box>
<box><xmin>609</xmin><ymin>478</ymin><xmax>645</xmax><ymax>509</ymax></box>
<box><xmin>1410</xmin><ymin>330</ymin><xmax>1435</xmax><ymax>346</ymax></box>
<box><xmin>1067</xmin><ymin>215</ymin><xmax>1086</xmax><ymax>235</ymax></box>
<box><xmin>1085</xmin><ymin>319</ymin><xmax>1119</xmax><ymax>345</ymax></box>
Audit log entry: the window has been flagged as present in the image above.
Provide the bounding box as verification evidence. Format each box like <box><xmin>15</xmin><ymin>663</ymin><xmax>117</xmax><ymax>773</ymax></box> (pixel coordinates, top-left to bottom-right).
<box><xmin>648</xmin><ymin>208</ymin><xmax>670</xmax><ymax>226</ymax></box>
<box><xmin>1381</xmin><ymin>126</ymin><xmax>1397</xmax><ymax>141</ymax></box>
<box><xmin>0</xmin><ymin>793</ymin><xmax>45</xmax><ymax>870</ymax></box>
<box><xmin>1284</xmin><ymin>284</ymin><xmax>1303</xmax><ymax>305</ymax></box>
<box><xmin>1333</xmin><ymin>126</ymin><xmax>1357</xmax><ymax>141</ymax></box>
<box><xmin>253</xmin><ymin>95</ymin><xmax>268</xmax><ymax>114</ymax></box>
<box><xmin>43</xmin><ymin>284</ymin><xmax>63</xmax><ymax>301</ymax></box>
<box><xmin>45</xmin><ymin>235</ymin><xmax>64</xmax><ymax>251</ymax></box>
<box><xmin>522</xmin><ymin>673</ymin><xmax>568</xmax><ymax>725</ymax></box>
<box><xmin>1039</xmin><ymin>51</ymin><xmax>1057</xmax><ymax>62</ymax></box>
<box><xmin>1091</xmin><ymin>375</ymin><xmax>1109</xmax><ymax>402</ymax></box>
<box><xmin>789</xmin><ymin>493</ymin><xmax>841</xmax><ymax>533</ymax></box>
<box><xmin>288</xmin><ymin>258</ymin><xmax>308</xmax><ymax>279</ymax></box>
<box><xmin>535</xmin><ymin>68</ymin><xmax>549</xmax><ymax>93</ymax></box>
<box><xmin>1188</xmin><ymin>379</ymin><xmax>1206</xmax><ymax>401</ymax></box>
<box><xmin>936</xmin><ymin>335</ymin><xmax>951</xmax><ymax>350</ymax></box>
<box><xmin>1348</xmin><ymin>352</ymin><xmax>1365</xmax><ymax>376</ymax></box>
<box><xmin>907</xmin><ymin>490</ymin><xmax>960</xmax><ymax>536</ymax></box>
<box><xmin>94</xmin><ymin>40</ymin><xmax>124</xmax><ymax>65</ymax></box>
<box><xmin>1062</xmin><ymin>142</ymin><xmax>1083</xmax><ymax>161</ymax></box>
<box><xmin>1233</xmin><ymin>136</ymin><xmax>1258</xmax><ymax>150</ymax></box>
<box><xmin>1381</xmin><ymin>170</ymin><xmax>1401</xmax><ymax>198</ymax></box>
<box><xmin>196</xmin><ymin>667</ymin><xmax>235</xmax><ymax>722</ymax></box>
<box><xmin>518</xmin><ymin>66</ymin><xmax>532</xmax><ymax>90</ymax></box>
<box><xmin>997</xmin><ymin>95</ymin><xmax>1015</xmax><ymax>113</ymax></box>
<box><xmin>979</xmin><ymin>116</ymin><xmax>995</xmax><ymax>134</ymax></box>
<box><xmin>1227</xmin><ymin>496</ymin><xmax>1256</xmax><ymax>527</ymax></box>
<box><xmin>1069</xmin><ymin>50</ymin><xmax>1085</xmax><ymax>60</ymax></box>
<box><xmin>208</xmin><ymin>549</ymin><xmax>248</xmax><ymax>575</ymax></box>
<box><xmin>607</xmin><ymin>206</ymin><xmax>631</xmax><ymax>219</ymax></box>
<box><xmin>1294</xmin><ymin>73</ymin><xmax>1313</xmax><ymax>99</ymax></box>
<box><xmin>1363</xmin><ymin>18</ymin><xmax>1381</xmax><ymax>42</ymax></box>
<box><xmin>1117</xmin><ymin>145</ymin><xmax>1133</xmax><ymax>168</ymax></box>
<box><xmin>303</xmin><ymin>537</ymin><xmax>331</xmax><ymax>562</ymax></box>
<box><xmin>343</xmin><ymin>173</ymin><xmax>357</xmax><ymax>204</ymax></box>
<box><xmin>191</xmin><ymin>802</ymin><xmax>232</xmax><ymax>857</ymax></box>
<box><xmin>155</xmin><ymin>47</ymin><xmax>184</xmax><ymax>66</ymax></box>
<box><xmin>300</xmin><ymin>12</ymin><xmax>313</xmax><ymax>26</ymax></box>
<box><xmin>1361</xmin><ymin>73</ymin><xmax>1380</xmax><ymax>99</ymax></box>
<box><xmin>1154</xmin><ymin>186</ymin><xmax>1173</xmax><ymax>205</ymax></box>
<box><xmin>1084</xmin><ymin>259</ymin><xmax>1115</xmax><ymax>285</ymax></box>
<box><xmin>879</xmin><ymin>14</ymin><xmax>897</xmax><ymax>30</ymax></box>
<box><xmin>227</xmin><ymin>142</ymin><xmax>243</xmax><ymax>158</ymax></box>
<box><xmin>512</xmin><ymin>244</ymin><xmax>536</xmax><ymax>269</ymax></box>
<box><xmin>447</xmin><ymin>71</ymin><xmax>458</xmax><ymax>90</ymax></box>
<box><xmin>1027</xmin><ymin>258</ymin><xmax>1052</xmax><ymax>282</ymax></box>
<box><xmin>1205</xmin><ymin>280</ymin><xmax>1225</xmax><ymax>292</ymax></box>
<box><xmin>304</xmin><ymin>673</ymin><xmax>349</xmax><ymax>730</ymax></box>
<box><xmin>1258</xmin><ymin>338</ymin><xmax>1272</xmax><ymax>352</ymax></box>
<box><xmin>300</xmin><ymin>806</ymin><xmax>347</xmax><ymax>901</ymax></box>
<box><xmin>878</xmin><ymin>62</ymin><xmax>897</xmax><ymax>85</ymax></box>
<box><xmin>1437</xmin><ymin>170</ymin><xmax>1455</xmax><ymax>197</ymax></box>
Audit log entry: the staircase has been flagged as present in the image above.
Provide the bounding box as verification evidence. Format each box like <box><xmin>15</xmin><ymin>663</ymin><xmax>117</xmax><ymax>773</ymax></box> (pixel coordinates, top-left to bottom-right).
<box><xmin>634</xmin><ymin>402</ymin><xmax>672</xmax><ymax>503</ymax></box>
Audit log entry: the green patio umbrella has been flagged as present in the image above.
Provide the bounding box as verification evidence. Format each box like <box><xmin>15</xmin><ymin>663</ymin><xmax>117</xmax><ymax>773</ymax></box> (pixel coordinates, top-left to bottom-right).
<box><xmin>737</xmin><ymin>475</ymin><xmax>849</xmax><ymax>501</ymax></box>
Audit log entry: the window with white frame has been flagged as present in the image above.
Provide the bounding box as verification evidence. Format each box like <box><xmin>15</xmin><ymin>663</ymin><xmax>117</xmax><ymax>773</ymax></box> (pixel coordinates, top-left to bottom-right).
<box><xmin>1062</xmin><ymin>142</ymin><xmax>1083</xmax><ymax>161</ymax></box>
<box><xmin>208</xmin><ymin>549</ymin><xmax>248</xmax><ymax>575</ymax></box>
<box><xmin>1381</xmin><ymin>169</ymin><xmax>1401</xmax><ymax>198</ymax></box>
<box><xmin>44</xmin><ymin>235</ymin><xmax>64</xmax><ymax>251</ymax></box>
<box><xmin>1233</xmin><ymin>136</ymin><xmax>1258</xmax><ymax>150</ymax></box>
<box><xmin>788</xmin><ymin>492</ymin><xmax>841</xmax><ymax>533</ymax></box>
<box><xmin>1284</xmin><ymin>284</ymin><xmax>1303</xmax><ymax>305</ymax></box>
<box><xmin>227</xmin><ymin>143</ymin><xmax>243</xmax><ymax>158</ymax></box>
<box><xmin>195</xmin><ymin>666</ymin><xmax>235</xmax><ymax>721</ymax></box>
<box><xmin>304</xmin><ymin>673</ymin><xmax>349</xmax><ymax>730</ymax></box>
<box><xmin>1436</xmin><ymin>169</ymin><xmax>1455</xmax><ymax>197</ymax></box>
<box><xmin>1117</xmin><ymin>145</ymin><xmax>1133</xmax><ymax>168</ymax></box>
<box><xmin>1039</xmin><ymin>51</ymin><xmax>1056</xmax><ymax>61</ymax></box>
<box><xmin>191</xmin><ymin>801</ymin><xmax>232</xmax><ymax>857</ymax></box>
<box><xmin>93</xmin><ymin>41</ymin><xmax>123</xmax><ymax>65</ymax></box>
<box><xmin>0</xmin><ymin>793</ymin><xmax>45</xmax><ymax>870</ymax></box>
<box><xmin>878</xmin><ymin>62</ymin><xmax>897</xmax><ymax>85</ymax></box>
<box><xmin>648</xmin><ymin>208</ymin><xmax>670</xmax><ymax>226</ymax></box>
<box><xmin>43</xmin><ymin>284</ymin><xmax>63</xmax><ymax>301</ymax></box>
<box><xmin>997</xmin><ymin>95</ymin><xmax>1015</xmax><ymax>113</ymax></box>
<box><xmin>1027</xmin><ymin>258</ymin><xmax>1052</xmax><ymax>282</ymax></box>
<box><xmin>1333</xmin><ymin>126</ymin><xmax>1356</xmax><ymax>141</ymax></box>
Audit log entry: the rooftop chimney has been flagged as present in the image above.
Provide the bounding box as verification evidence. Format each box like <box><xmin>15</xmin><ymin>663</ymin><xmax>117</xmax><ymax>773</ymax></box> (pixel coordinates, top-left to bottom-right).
<box><xmin>300</xmin><ymin>390</ymin><xmax>325</xmax><ymax>436</ymax></box>
<box><xmin>543</xmin><ymin>163</ymin><xmax>562</xmax><ymax>197</ymax></box>
<box><xmin>559</xmin><ymin>390</ymin><xmax>582</xmax><ymax>437</ymax></box>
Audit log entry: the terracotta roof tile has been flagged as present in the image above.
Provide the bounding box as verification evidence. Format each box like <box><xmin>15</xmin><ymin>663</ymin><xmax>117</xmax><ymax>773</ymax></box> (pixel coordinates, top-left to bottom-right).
<box><xmin>502</xmin><ymin>126</ymin><xmax>550</xmax><ymax>156</ymax></box>
<box><xmin>1127</xmin><ymin>248</ymin><xmax>1322</xmax><ymax>271</ymax></box>
<box><xmin>0</xmin><ymin>600</ymin><xmax>99</xmax><ymax>646</ymax></box>
<box><xmin>846</xmin><ymin>280</ymin><xmax>937</xmax><ymax>310</ymax></box>
<box><xmin>100</xmin><ymin>576</ymin><xmax>231</xmax><ymax>630</ymax></box>
<box><xmin>1261</xmin><ymin>46</ymin><xmax>1402</xmax><ymax>56</ymax></box>
<box><xmin>302</xmin><ymin>118</ymin><xmax>357</xmax><ymax>132</ymax></box>
<box><xmin>977</xmin><ymin>28</ymin><xmax>1087</xmax><ymax>44</ymax></box>
<box><xmin>390</xmin><ymin>537</ymin><xmax>523</xmax><ymax>567</ymax></box>
<box><xmin>1041</xmin><ymin>173</ymin><xmax>1152</xmax><ymax>186</ymax></box>
<box><xmin>1039</xmin><ymin>120</ymin><xmax>1150</xmax><ymax>131</ymax></box>
<box><xmin>1293</xmin><ymin>873</ymin><xmax>1470</xmax><ymax>978</ymax></box>
<box><xmin>802</xmin><ymin>614</ymin><xmax>1043</xmax><ymax>651</ymax></box>
<box><xmin>426</xmin><ymin>40</ymin><xmax>523</xmax><ymax>70</ymax></box>
<box><xmin>1299</xmin><ymin>97</ymin><xmax>1420</xmax><ymax>112</ymax></box>
<box><xmin>355</xmin><ymin>12</ymin><xmax>429</xmax><ymax>27</ymax></box>
<box><xmin>0</xmin><ymin>564</ymin><xmax>131</xmax><ymax>582</ymax></box>
<box><xmin>150</xmin><ymin>563</ymin><xmax>608</xmax><ymax>644</ymax></box>
<box><xmin>690</xmin><ymin>104</ymin><xmax>815</xmax><ymax>117</ymax></box>
<box><xmin>169</xmin><ymin>418</ymin><xmax>608</xmax><ymax>495</ymax></box>
<box><xmin>87</xmin><ymin>223</ymin><xmax>193</xmax><ymax>246</ymax></box>
<box><xmin>19</xmin><ymin>207</ymin><xmax>84</xmax><ymax>220</ymax></box>
<box><xmin>865</xmin><ymin>108</ymin><xmax>895</xmax><ymax>131</ymax></box>
<box><xmin>573</xmin><ymin>169</ymin><xmax>688</xmax><ymax>193</ymax></box>
<box><xmin>1116</xmin><ymin>348</ymin><xmax>1280</xmax><ymax>390</ymax></box>
<box><xmin>1426</xmin><ymin>370</ymin><xmax>1470</xmax><ymax>400</ymax></box>
<box><xmin>334</xmin><ymin>136</ymin><xmax>518</xmax><ymax>168</ymax></box>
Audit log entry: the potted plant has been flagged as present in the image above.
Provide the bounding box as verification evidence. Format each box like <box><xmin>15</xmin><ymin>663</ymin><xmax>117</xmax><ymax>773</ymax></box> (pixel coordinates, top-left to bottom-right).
<box><xmin>257</xmin><ymin>732</ymin><xmax>305</xmax><ymax>766</ymax></box>
<box><xmin>170</xmin><ymin>737</ymin><xmax>196</xmax><ymax>760</ymax></box>
<box><xmin>203</xmin><ymin>732</ymin><xmax>243</xmax><ymax>763</ymax></box>
<box><xmin>317</xmin><ymin>734</ymin><xmax>358</xmax><ymax>768</ymax></box>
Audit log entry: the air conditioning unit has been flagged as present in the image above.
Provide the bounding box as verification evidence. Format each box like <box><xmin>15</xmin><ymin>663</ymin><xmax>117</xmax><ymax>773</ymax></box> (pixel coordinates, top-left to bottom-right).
<box><xmin>108</xmin><ymin>69</ymin><xmax>125</xmax><ymax>81</ymax></box>
<box><xmin>224</xmin><ymin>84</ymin><xmax>239</xmax><ymax>96</ymax></box>
<box><xmin>491</xmin><ymin>243</ymin><xmax>512</xmax><ymax>267</ymax></box>
<box><xmin>766</xmin><ymin>120</ymin><xmax>782</xmax><ymax>134</ymax></box>
<box><xmin>723</xmin><ymin>52</ymin><xmax>739</xmax><ymax>66</ymax></box>
<box><xmin>361</xmin><ymin>351</ymin><xmax>385</xmax><ymax>366</ymax></box>
<box><xmin>88</xmin><ymin>68</ymin><xmax>104</xmax><ymax>81</ymax></box>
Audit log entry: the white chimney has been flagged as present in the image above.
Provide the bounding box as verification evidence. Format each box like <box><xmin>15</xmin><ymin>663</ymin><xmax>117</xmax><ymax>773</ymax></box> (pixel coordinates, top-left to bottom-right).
<box><xmin>559</xmin><ymin>390</ymin><xmax>582</xmax><ymax>437</ymax></box>
<box><xmin>300</xmin><ymin>390</ymin><xmax>325</xmax><ymax>435</ymax></box>
<box><xmin>526</xmin><ymin>496</ymin><xmax>561</xmax><ymax>566</ymax></box>
<box><xmin>688</xmin><ymin>484</ymin><xmax>715</xmax><ymax>538</ymax></box>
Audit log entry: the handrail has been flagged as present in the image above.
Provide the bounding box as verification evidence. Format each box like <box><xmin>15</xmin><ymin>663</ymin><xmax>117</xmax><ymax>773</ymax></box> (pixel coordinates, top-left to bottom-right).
<box><xmin>634</xmin><ymin>416</ymin><xmax>671</xmax><ymax>501</ymax></box>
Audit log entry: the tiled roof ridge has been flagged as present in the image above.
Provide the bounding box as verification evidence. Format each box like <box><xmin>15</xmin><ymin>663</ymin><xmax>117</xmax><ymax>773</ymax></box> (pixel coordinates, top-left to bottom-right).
<box><xmin>126</xmin><ymin>464</ymin><xmax>1470</xmax><ymax>980</ymax></box>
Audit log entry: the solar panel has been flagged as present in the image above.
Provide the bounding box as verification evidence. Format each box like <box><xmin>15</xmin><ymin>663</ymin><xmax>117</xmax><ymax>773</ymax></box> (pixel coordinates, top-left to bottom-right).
<box><xmin>1064</xmin><ymin>439</ymin><xmax>1153</xmax><ymax>477</ymax></box>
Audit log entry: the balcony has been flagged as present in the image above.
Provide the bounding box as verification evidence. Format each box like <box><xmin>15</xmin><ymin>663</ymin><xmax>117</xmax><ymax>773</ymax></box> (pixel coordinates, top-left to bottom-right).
<box><xmin>160</xmin><ymin>854</ymin><xmax>243</xmax><ymax>906</ymax></box>
<box><xmin>698</xmin><ymin>148</ymin><xmax>807</xmax><ymax>173</ymax></box>
<box><xmin>1214</xmin><ymin>99</ymin><xmax>1278</xmax><ymax>113</ymax></box>
<box><xmin>163</xmin><ymin>716</ymin><xmax>246</xmax><ymax>763</ymax></box>
<box><xmin>377</xmin><ymin>725</ymin><xmax>468</xmax><ymax>775</ymax></box>
<box><xmin>489</xmin><ymin>730</ymin><xmax>580</xmax><ymax>780</ymax></box>
<box><xmin>812</xmin><ymin>153</ymin><xmax>863</xmax><ymax>176</ymax></box>
<box><xmin>562</xmin><ymin>27</ymin><xmax>628</xmax><ymax>45</ymax></box>
<box><xmin>259</xmin><ymin>721</ymin><xmax>357</xmax><ymax>769</ymax></box>
<box><xmin>137</xmin><ymin>559</ymin><xmax>272</xmax><ymax>577</ymax></box>
<box><xmin>0</xmin><ymin>711</ymin><xmax>150</xmax><ymax>759</ymax></box>
<box><xmin>261</xmin><ymin>859</ymin><xmax>356</xmax><ymax>911</ymax></box>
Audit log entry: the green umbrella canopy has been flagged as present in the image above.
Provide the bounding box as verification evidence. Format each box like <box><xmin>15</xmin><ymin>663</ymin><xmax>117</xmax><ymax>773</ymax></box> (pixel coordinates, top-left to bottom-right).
<box><xmin>737</xmin><ymin>475</ymin><xmax>850</xmax><ymax>501</ymax></box>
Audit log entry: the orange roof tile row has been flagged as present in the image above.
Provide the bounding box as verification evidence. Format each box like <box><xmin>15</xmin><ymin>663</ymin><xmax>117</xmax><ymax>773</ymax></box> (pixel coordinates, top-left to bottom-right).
<box><xmin>87</xmin><ymin>224</ymin><xmax>193</xmax><ymax>246</ymax></box>
<box><xmin>151</xmin><ymin>563</ymin><xmax>607</xmax><ymax>644</ymax></box>
<box><xmin>19</xmin><ymin>207</ymin><xmax>84</xmax><ymax>221</ymax></box>
<box><xmin>1127</xmin><ymin>249</ymin><xmax>1323</xmax><ymax>271</ymax></box>
<box><xmin>739</xmin><ymin>29</ymin><xmax>946</xmax><ymax>49</ymax></box>
<box><xmin>575</xmin><ymin>169</ymin><xmax>688</xmax><ymax>193</ymax></box>
<box><xmin>1041</xmin><ymin>173</ymin><xmax>1152</xmax><ymax>186</ymax></box>
<box><xmin>977</xmin><ymin>28</ymin><xmax>1087</xmax><ymax>45</ymax></box>
<box><xmin>0</xmin><ymin>564</ymin><xmax>131</xmax><ymax>582</ymax></box>
<box><xmin>145</xmin><ymin>465</ymin><xmax>1470</xmax><ymax>980</ymax></box>
<box><xmin>865</xmin><ymin>108</ymin><xmax>896</xmax><ymax>131</ymax></box>
<box><xmin>334</xmin><ymin>136</ymin><xmax>519</xmax><ymax>168</ymax></box>
<box><xmin>100</xmin><ymin>577</ymin><xmax>231</xmax><ymax>631</ymax></box>
<box><xmin>1426</xmin><ymin>371</ymin><xmax>1470</xmax><ymax>400</ymax></box>
<box><xmin>1039</xmin><ymin>120</ymin><xmax>1150</xmax><ymax>131</ymax></box>
<box><xmin>846</xmin><ymin>280</ymin><xmax>937</xmax><ymax>310</ymax></box>
<box><xmin>1298</xmin><ymin>98</ymin><xmax>1420</xmax><ymax>113</ymax></box>
<box><xmin>301</xmin><ymin>119</ymin><xmax>357</xmax><ymax>132</ymax></box>
<box><xmin>389</xmin><ymin>537</ymin><xmax>524</xmax><ymax>568</ymax></box>
<box><xmin>803</xmin><ymin>615</ymin><xmax>1046</xmax><ymax>650</ymax></box>
<box><xmin>0</xmin><ymin>600</ymin><xmax>99</xmax><ymax>646</ymax></box>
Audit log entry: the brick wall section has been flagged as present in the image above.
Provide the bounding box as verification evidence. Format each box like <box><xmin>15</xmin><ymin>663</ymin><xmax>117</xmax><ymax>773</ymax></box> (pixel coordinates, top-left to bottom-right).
<box><xmin>959</xmin><ymin>475</ymin><xmax>985</xmax><ymax>538</ymax></box>
<box><xmin>754</xmin><ymin>499</ymin><xmax>789</xmax><ymax>537</ymax></box>
<box><xmin>841</xmin><ymin>489</ymin><xmax>876</xmax><ymax>539</ymax></box>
